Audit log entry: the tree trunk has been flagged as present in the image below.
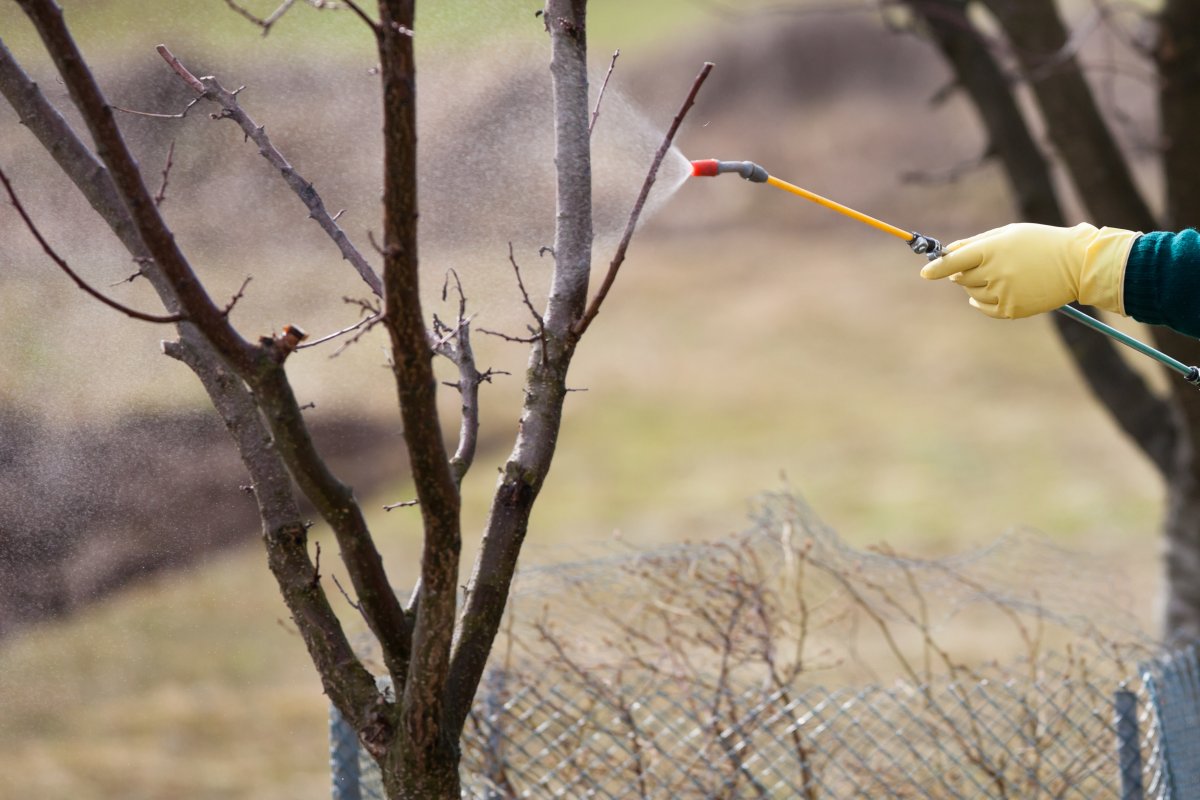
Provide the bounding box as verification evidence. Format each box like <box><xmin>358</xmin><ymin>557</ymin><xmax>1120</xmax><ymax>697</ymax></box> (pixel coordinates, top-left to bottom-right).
<box><xmin>380</xmin><ymin>739</ymin><xmax>463</xmax><ymax>800</ymax></box>
<box><xmin>1155</xmin><ymin>0</ymin><xmax>1200</xmax><ymax>644</ymax></box>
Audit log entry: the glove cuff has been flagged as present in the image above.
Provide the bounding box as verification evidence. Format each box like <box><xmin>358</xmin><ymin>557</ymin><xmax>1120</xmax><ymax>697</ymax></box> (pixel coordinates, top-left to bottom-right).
<box><xmin>1079</xmin><ymin>227</ymin><xmax>1141</xmax><ymax>314</ymax></box>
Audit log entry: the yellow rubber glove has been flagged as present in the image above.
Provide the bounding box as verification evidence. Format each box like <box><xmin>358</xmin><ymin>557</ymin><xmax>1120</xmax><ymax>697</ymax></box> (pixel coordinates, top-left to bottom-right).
<box><xmin>920</xmin><ymin>222</ymin><xmax>1140</xmax><ymax>319</ymax></box>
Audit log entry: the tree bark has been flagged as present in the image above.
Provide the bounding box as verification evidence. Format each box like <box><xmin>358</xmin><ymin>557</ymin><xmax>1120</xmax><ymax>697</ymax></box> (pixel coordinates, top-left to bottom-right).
<box><xmin>1156</xmin><ymin>0</ymin><xmax>1200</xmax><ymax>642</ymax></box>
<box><xmin>980</xmin><ymin>0</ymin><xmax>1155</xmax><ymax>230</ymax></box>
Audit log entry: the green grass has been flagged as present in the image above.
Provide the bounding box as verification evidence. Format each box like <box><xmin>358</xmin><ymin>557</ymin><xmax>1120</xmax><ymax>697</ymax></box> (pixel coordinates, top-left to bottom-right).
<box><xmin>1</xmin><ymin>0</ymin><xmax>792</xmax><ymax>67</ymax></box>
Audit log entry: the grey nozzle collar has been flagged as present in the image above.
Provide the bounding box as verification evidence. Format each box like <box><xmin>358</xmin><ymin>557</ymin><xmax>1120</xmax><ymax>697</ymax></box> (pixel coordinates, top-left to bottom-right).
<box><xmin>907</xmin><ymin>232</ymin><xmax>945</xmax><ymax>260</ymax></box>
<box><xmin>715</xmin><ymin>160</ymin><xmax>769</xmax><ymax>183</ymax></box>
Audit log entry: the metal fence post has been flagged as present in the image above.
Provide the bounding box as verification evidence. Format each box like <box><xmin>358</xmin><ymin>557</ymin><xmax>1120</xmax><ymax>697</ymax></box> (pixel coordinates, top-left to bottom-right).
<box><xmin>1114</xmin><ymin>688</ymin><xmax>1143</xmax><ymax>800</ymax></box>
<box><xmin>330</xmin><ymin>705</ymin><xmax>362</xmax><ymax>800</ymax></box>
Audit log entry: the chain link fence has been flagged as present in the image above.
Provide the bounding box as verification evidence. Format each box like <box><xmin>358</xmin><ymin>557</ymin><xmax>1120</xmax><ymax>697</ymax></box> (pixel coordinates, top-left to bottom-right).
<box><xmin>329</xmin><ymin>494</ymin><xmax>1187</xmax><ymax>798</ymax></box>
<box><xmin>332</xmin><ymin>649</ymin><xmax>1197</xmax><ymax>799</ymax></box>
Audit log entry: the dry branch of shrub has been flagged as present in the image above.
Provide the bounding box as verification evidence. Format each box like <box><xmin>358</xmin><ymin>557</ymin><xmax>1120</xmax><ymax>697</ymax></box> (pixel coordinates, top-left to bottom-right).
<box><xmin>500</xmin><ymin>496</ymin><xmax>1155</xmax><ymax>797</ymax></box>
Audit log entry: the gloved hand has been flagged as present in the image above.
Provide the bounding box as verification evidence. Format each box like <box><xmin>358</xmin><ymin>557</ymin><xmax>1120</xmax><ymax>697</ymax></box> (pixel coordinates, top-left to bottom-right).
<box><xmin>920</xmin><ymin>222</ymin><xmax>1140</xmax><ymax>319</ymax></box>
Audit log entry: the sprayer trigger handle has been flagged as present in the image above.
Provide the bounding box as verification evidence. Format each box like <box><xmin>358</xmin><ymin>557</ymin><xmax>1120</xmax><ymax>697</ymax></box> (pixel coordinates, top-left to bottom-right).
<box><xmin>907</xmin><ymin>232</ymin><xmax>945</xmax><ymax>260</ymax></box>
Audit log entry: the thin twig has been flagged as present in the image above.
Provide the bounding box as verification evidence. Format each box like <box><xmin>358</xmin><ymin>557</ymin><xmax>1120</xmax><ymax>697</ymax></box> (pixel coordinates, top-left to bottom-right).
<box><xmin>112</xmin><ymin>96</ymin><xmax>203</xmax><ymax>119</ymax></box>
<box><xmin>0</xmin><ymin>167</ymin><xmax>184</xmax><ymax>324</ymax></box>
<box><xmin>155</xmin><ymin>140</ymin><xmax>176</xmax><ymax>206</ymax></box>
<box><xmin>297</xmin><ymin>311</ymin><xmax>383</xmax><ymax>351</ymax></box>
<box><xmin>431</xmin><ymin>312</ymin><xmax>478</xmax><ymax>351</ymax></box>
<box><xmin>383</xmin><ymin>499</ymin><xmax>419</xmax><ymax>511</ymax></box>
<box><xmin>331</xmin><ymin>573</ymin><xmax>366</xmax><ymax>620</ymax></box>
<box><xmin>223</xmin><ymin>0</ymin><xmax>298</xmax><ymax>36</ymax></box>
<box><xmin>223</xmin><ymin>276</ymin><xmax>253</xmax><ymax>315</ymax></box>
<box><xmin>590</xmin><ymin>49</ymin><xmax>619</xmax><ymax>136</ymax></box>
<box><xmin>506</xmin><ymin>242</ymin><xmax>548</xmax><ymax>363</ymax></box>
<box><xmin>340</xmin><ymin>0</ymin><xmax>380</xmax><ymax>31</ymax></box>
<box><xmin>225</xmin><ymin>0</ymin><xmax>379</xmax><ymax>34</ymax></box>
<box><xmin>478</xmin><ymin>328</ymin><xmax>538</xmax><ymax>345</ymax></box>
<box><xmin>310</xmin><ymin>540</ymin><xmax>322</xmax><ymax>588</ymax></box>
<box><xmin>506</xmin><ymin>243</ymin><xmax>545</xmax><ymax>329</ymax></box>
<box><xmin>574</xmin><ymin>62</ymin><xmax>714</xmax><ymax>337</ymax></box>
<box><xmin>110</xmin><ymin>261</ymin><xmax>148</xmax><ymax>288</ymax></box>
<box><xmin>154</xmin><ymin>45</ymin><xmax>383</xmax><ymax>297</ymax></box>
<box><xmin>156</xmin><ymin>44</ymin><xmax>204</xmax><ymax>93</ymax></box>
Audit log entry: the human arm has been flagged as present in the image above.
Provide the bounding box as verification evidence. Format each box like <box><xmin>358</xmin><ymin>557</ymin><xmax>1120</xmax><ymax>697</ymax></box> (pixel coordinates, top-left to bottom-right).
<box><xmin>1122</xmin><ymin>230</ymin><xmax>1200</xmax><ymax>339</ymax></box>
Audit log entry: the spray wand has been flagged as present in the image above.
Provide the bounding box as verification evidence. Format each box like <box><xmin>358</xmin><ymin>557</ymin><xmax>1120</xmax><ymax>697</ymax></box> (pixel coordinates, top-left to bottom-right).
<box><xmin>691</xmin><ymin>159</ymin><xmax>1200</xmax><ymax>388</ymax></box>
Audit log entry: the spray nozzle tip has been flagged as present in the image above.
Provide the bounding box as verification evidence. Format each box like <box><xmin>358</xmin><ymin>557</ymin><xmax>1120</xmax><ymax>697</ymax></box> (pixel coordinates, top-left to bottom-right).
<box><xmin>689</xmin><ymin>159</ymin><xmax>769</xmax><ymax>183</ymax></box>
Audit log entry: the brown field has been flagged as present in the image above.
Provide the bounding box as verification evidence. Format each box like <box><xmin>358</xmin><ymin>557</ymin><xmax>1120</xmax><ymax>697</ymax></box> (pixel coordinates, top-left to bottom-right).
<box><xmin>0</xmin><ymin>1</ymin><xmax>1166</xmax><ymax>796</ymax></box>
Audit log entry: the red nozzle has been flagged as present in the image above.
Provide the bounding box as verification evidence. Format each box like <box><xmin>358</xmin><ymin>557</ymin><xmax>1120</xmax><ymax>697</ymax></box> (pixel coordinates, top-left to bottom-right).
<box><xmin>691</xmin><ymin>159</ymin><xmax>720</xmax><ymax>177</ymax></box>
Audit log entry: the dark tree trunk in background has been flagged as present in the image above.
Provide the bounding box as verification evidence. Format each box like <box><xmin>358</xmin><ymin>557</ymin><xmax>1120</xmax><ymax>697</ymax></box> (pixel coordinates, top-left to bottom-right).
<box><xmin>904</xmin><ymin>0</ymin><xmax>1200</xmax><ymax>641</ymax></box>
<box><xmin>1155</xmin><ymin>0</ymin><xmax>1200</xmax><ymax>641</ymax></box>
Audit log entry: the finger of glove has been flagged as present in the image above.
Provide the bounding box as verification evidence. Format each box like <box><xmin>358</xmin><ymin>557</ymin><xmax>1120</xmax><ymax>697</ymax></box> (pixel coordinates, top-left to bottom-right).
<box><xmin>941</xmin><ymin>226</ymin><xmax>1011</xmax><ymax>255</ymax></box>
<box><xmin>922</xmin><ymin>243</ymin><xmax>986</xmax><ymax>280</ymax></box>
<box><xmin>962</xmin><ymin>283</ymin><xmax>998</xmax><ymax>308</ymax></box>
<box><xmin>950</xmin><ymin>271</ymin><xmax>989</xmax><ymax>288</ymax></box>
<box><xmin>968</xmin><ymin>295</ymin><xmax>1007</xmax><ymax>319</ymax></box>
<box><xmin>922</xmin><ymin>225</ymin><xmax>1016</xmax><ymax>280</ymax></box>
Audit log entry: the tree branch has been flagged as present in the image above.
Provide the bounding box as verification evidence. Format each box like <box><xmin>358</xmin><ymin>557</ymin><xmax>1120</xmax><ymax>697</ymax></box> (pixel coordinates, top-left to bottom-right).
<box><xmin>0</xmin><ymin>36</ymin><xmax>154</xmax><ymax>282</ymax></box>
<box><xmin>20</xmin><ymin>6</ymin><xmax>398</xmax><ymax>590</ymax></box>
<box><xmin>154</xmin><ymin>139</ymin><xmax>176</xmax><ymax>206</ymax></box>
<box><xmin>444</xmin><ymin>0</ymin><xmax>594</xmax><ymax>737</ymax></box>
<box><xmin>17</xmin><ymin>0</ymin><xmax>260</xmax><ymax>373</ymax></box>
<box><xmin>112</xmin><ymin>96</ymin><xmax>203</xmax><ymax>119</ymax></box>
<box><xmin>0</xmin><ymin>31</ymin><xmax>384</xmax><ymax>736</ymax></box>
<box><xmin>377</xmin><ymin>0</ymin><xmax>462</xmax><ymax>755</ymax></box>
<box><xmin>1159</xmin><ymin>0</ymin><xmax>1200</xmax><ymax>228</ymax></box>
<box><xmin>162</xmin><ymin>337</ymin><xmax>387</xmax><ymax>740</ymax></box>
<box><xmin>574</xmin><ymin>61</ymin><xmax>713</xmax><ymax>337</ymax></box>
<box><xmin>504</xmin><ymin>243</ymin><xmax>548</xmax><ymax>360</ymax></box>
<box><xmin>297</xmin><ymin>309</ymin><xmax>383</xmax><ymax>352</ymax></box>
<box><xmin>6</xmin><ymin>11</ymin><xmax>411</xmax><ymax>731</ymax></box>
<box><xmin>543</xmin><ymin>2</ymin><xmax>593</xmax><ymax>337</ymax></box>
<box><xmin>432</xmin><ymin>271</ymin><xmax>485</xmax><ymax>487</ymax></box>
<box><xmin>223</xmin><ymin>0</ymin><xmax>298</xmax><ymax>36</ymax></box>
<box><xmin>154</xmin><ymin>45</ymin><xmax>384</xmax><ymax>298</ymax></box>
<box><xmin>979</xmin><ymin>0</ymin><xmax>1156</xmax><ymax>230</ymax></box>
<box><xmin>0</xmin><ymin>167</ymin><xmax>184</xmax><ymax>324</ymax></box>
<box><xmin>589</xmin><ymin>48</ymin><xmax>619</xmax><ymax>136</ymax></box>
<box><xmin>341</xmin><ymin>0</ymin><xmax>381</xmax><ymax>33</ymax></box>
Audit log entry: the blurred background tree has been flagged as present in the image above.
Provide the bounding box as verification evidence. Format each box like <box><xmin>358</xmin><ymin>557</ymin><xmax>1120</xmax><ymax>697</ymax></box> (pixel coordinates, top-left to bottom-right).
<box><xmin>902</xmin><ymin>0</ymin><xmax>1200</xmax><ymax>642</ymax></box>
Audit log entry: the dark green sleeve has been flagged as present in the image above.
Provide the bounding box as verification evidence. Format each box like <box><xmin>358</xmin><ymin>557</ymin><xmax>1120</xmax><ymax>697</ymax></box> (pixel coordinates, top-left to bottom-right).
<box><xmin>1124</xmin><ymin>229</ymin><xmax>1200</xmax><ymax>339</ymax></box>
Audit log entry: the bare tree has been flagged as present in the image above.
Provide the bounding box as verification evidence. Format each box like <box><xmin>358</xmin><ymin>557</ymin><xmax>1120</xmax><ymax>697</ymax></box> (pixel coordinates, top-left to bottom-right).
<box><xmin>0</xmin><ymin>0</ymin><xmax>708</xmax><ymax>795</ymax></box>
<box><xmin>888</xmin><ymin>0</ymin><xmax>1200</xmax><ymax>643</ymax></box>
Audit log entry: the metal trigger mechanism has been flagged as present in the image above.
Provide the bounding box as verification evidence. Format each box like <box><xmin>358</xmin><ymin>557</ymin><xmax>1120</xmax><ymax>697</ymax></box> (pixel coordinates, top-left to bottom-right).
<box><xmin>907</xmin><ymin>232</ymin><xmax>944</xmax><ymax>261</ymax></box>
